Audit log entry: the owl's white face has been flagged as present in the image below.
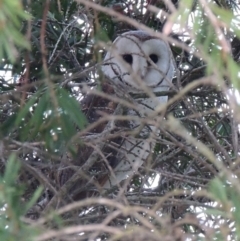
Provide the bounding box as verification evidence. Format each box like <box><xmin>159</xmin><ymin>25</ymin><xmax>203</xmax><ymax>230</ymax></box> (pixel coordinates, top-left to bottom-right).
<box><xmin>102</xmin><ymin>31</ymin><xmax>174</xmax><ymax>93</ymax></box>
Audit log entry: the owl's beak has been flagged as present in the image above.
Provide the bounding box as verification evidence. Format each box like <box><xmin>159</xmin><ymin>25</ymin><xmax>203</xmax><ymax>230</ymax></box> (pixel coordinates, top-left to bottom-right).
<box><xmin>137</xmin><ymin>70</ymin><xmax>146</xmax><ymax>80</ymax></box>
<box><xmin>134</xmin><ymin>58</ymin><xmax>147</xmax><ymax>79</ymax></box>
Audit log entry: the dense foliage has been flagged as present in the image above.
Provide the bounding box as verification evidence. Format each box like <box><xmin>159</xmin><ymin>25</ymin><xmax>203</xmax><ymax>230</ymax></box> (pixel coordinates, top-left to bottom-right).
<box><xmin>0</xmin><ymin>0</ymin><xmax>240</xmax><ymax>240</ymax></box>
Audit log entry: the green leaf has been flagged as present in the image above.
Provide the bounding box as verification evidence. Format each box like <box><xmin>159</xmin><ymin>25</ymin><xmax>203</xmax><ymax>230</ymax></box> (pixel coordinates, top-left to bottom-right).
<box><xmin>28</xmin><ymin>94</ymin><xmax>49</xmax><ymax>139</ymax></box>
<box><xmin>204</xmin><ymin>207</ymin><xmax>228</xmax><ymax>217</ymax></box>
<box><xmin>3</xmin><ymin>154</ymin><xmax>20</xmax><ymax>185</ymax></box>
<box><xmin>211</xmin><ymin>5</ymin><xmax>234</xmax><ymax>26</ymax></box>
<box><xmin>23</xmin><ymin>186</ymin><xmax>44</xmax><ymax>215</ymax></box>
<box><xmin>1</xmin><ymin>113</ymin><xmax>17</xmax><ymax>135</ymax></box>
<box><xmin>15</xmin><ymin>97</ymin><xmax>37</xmax><ymax>126</ymax></box>
<box><xmin>94</xmin><ymin>28</ymin><xmax>110</xmax><ymax>42</ymax></box>
<box><xmin>227</xmin><ymin>57</ymin><xmax>240</xmax><ymax>90</ymax></box>
<box><xmin>60</xmin><ymin>112</ymin><xmax>76</xmax><ymax>140</ymax></box>
<box><xmin>209</xmin><ymin>178</ymin><xmax>228</xmax><ymax>203</ymax></box>
<box><xmin>229</xmin><ymin>188</ymin><xmax>240</xmax><ymax>237</ymax></box>
<box><xmin>58</xmin><ymin>89</ymin><xmax>87</xmax><ymax>129</ymax></box>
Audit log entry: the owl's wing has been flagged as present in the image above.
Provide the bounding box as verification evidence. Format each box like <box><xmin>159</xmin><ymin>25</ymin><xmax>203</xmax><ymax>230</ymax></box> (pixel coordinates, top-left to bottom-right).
<box><xmin>58</xmin><ymin>80</ymin><xmax>158</xmax><ymax>197</ymax></box>
<box><xmin>76</xmin><ymin>81</ymin><xmax>121</xmax><ymax>172</ymax></box>
<box><xmin>57</xmin><ymin>81</ymin><xmax>129</xmax><ymax>197</ymax></box>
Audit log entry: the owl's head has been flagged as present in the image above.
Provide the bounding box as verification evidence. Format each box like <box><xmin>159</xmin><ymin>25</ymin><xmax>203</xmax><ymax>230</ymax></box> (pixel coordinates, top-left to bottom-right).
<box><xmin>102</xmin><ymin>30</ymin><xmax>175</xmax><ymax>93</ymax></box>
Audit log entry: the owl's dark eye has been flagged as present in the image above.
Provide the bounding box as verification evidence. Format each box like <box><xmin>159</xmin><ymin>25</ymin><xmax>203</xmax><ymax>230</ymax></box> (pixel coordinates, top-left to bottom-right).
<box><xmin>149</xmin><ymin>54</ymin><xmax>158</xmax><ymax>63</ymax></box>
<box><xmin>122</xmin><ymin>54</ymin><xmax>133</xmax><ymax>65</ymax></box>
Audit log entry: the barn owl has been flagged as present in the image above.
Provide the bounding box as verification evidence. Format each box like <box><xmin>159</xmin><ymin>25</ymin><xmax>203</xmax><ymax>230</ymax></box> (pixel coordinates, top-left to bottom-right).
<box><xmin>56</xmin><ymin>30</ymin><xmax>175</xmax><ymax>200</ymax></box>
<box><xmin>101</xmin><ymin>30</ymin><xmax>175</xmax><ymax>188</ymax></box>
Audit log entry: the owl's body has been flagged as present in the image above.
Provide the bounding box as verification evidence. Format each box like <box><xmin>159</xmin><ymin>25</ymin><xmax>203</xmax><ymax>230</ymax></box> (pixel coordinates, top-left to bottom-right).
<box><xmin>101</xmin><ymin>30</ymin><xmax>175</xmax><ymax>188</ymax></box>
